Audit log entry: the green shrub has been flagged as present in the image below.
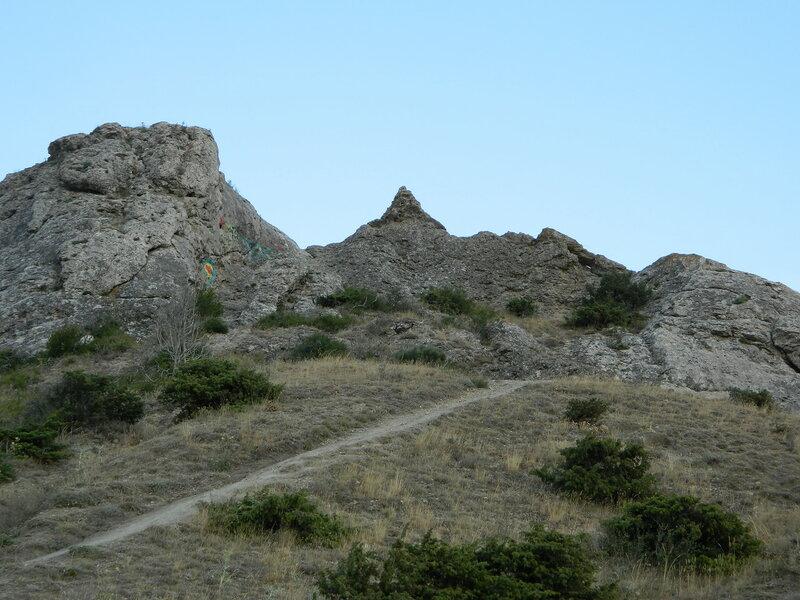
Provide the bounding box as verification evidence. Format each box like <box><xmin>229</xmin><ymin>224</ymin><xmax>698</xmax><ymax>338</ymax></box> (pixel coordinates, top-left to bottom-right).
<box><xmin>196</xmin><ymin>288</ymin><xmax>224</xmax><ymax>318</ymax></box>
<box><xmin>86</xmin><ymin>320</ymin><xmax>135</xmax><ymax>353</ymax></box>
<box><xmin>206</xmin><ymin>490</ymin><xmax>346</xmax><ymax>546</ymax></box>
<box><xmin>45</xmin><ymin>371</ymin><xmax>144</xmax><ymax>428</ymax></box>
<box><xmin>506</xmin><ymin>296</ymin><xmax>538</xmax><ymax>317</ymax></box>
<box><xmin>604</xmin><ymin>494</ymin><xmax>762</xmax><ymax>574</ymax></box>
<box><xmin>202</xmin><ymin>316</ymin><xmax>229</xmax><ymax>334</ymax></box>
<box><xmin>0</xmin><ymin>417</ymin><xmax>68</xmax><ymax>463</ymax></box>
<box><xmin>469</xmin><ymin>375</ymin><xmax>489</xmax><ymax>388</ymax></box>
<box><xmin>733</xmin><ymin>294</ymin><xmax>750</xmax><ymax>305</ymax></box>
<box><xmin>290</xmin><ymin>334</ymin><xmax>348</xmax><ymax>361</ymax></box>
<box><xmin>317</xmin><ymin>526</ymin><xmax>617</xmax><ymax>599</ymax></box>
<box><xmin>535</xmin><ymin>436</ymin><xmax>656</xmax><ymax>504</ymax></box>
<box><xmin>257</xmin><ymin>311</ymin><xmax>353</xmax><ymax>333</ymax></box>
<box><xmin>564</xmin><ymin>398</ymin><xmax>610</xmax><ymax>424</ymax></box>
<box><xmin>0</xmin><ymin>368</ymin><xmax>36</xmax><ymax>391</ymax></box>
<box><xmin>317</xmin><ymin>287</ymin><xmax>390</xmax><ymax>312</ymax></box>
<box><xmin>46</xmin><ymin>325</ymin><xmax>86</xmax><ymax>357</ymax></box>
<box><xmin>394</xmin><ymin>346</ymin><xmax>447</xmax><ymax>366</ymax></box>
<box><xmin>423</xmin><ymin>288</ymin><xmax>500</xmax><ymax>335</ymax></box>
<box><xmin>160</xmin><ymin>358</ymin><xmax>282</xmax><ymax>419</ymax></box>
<box><xmin>569</xmin><ymin>272</ymin><xmax>652</xmax><ymax>329</ymax></box>
<box><xmin>0</xmin><ymin>350</ymin><xmax>27</xmax><ymax>373</ymax></box>
<box><xmin>422</xmin><ymin>287</ymin><xmax>474</xmax><ymax>315</ymax></box>
<box><xmin>730</xmin><ymin>388</ymin><xmax>774</xmax><ymax>409</ymax></box>
<box><xmin>46</xmin><ymin>321</ymin><xmax>134</xmax><ymax>357</ymax></box>
<box><xmin>0</xmin><ymin>458</ymin><xmax>13</xmax><ymax>483</ymax></box>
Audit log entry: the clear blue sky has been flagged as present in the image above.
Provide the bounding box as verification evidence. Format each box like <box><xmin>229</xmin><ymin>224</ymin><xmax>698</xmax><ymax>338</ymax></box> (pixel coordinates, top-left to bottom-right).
<box><xmin>2</xmin><ymin>2</ymin><xmax>798</xmax><ymax>290</ymax></box>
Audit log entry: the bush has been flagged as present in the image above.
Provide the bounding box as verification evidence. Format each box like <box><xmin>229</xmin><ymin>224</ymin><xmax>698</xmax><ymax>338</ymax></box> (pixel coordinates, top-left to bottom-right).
<box><xmin>317</xmin><ymin>287</ymin><xmax>390</xmax><ymax>312</ymax></box>
<box><xmin>196</xmin><ymin>288</ymin><xmax>224</xmax><ymax>318</ymax></box>
<box><xmin>569</xmin><ymin>272</ymin><xmax>652</xmax><ymax>329</ymax></box>
<box><xmin>422</xmin><ymin>287</ymin><xmax>474</xmax><ymax>315</ymax></box>
<box><xmin>0</xmin><ymin>350</ymin><xmax>26</xmax><ymax>373</ymax></box>
<box><xmin>0</xmin><ymin>416</ymin><xmax>68</xmax><ymax>463</ymax></box>
<box><xmin>46</xmin><ymin>325</ymin><xmax>85</xmax><ymax>357</ymax></box>
<box><xmin>535</xmin><ymin>436</ymin><xmax>656</xmax><ymax>503</ymax></box>
<box><xmin>86</xmin><ymin>320</ymin><xmax>135</xmax><ymax>353</ymax></box>
<box><xmin>0</xmin><ymin>458</ymin><xmax>13</xmax><ymax>483</ymax></box>
<box><xmin>564</xmin><ymin>398</ymin><xmax>610</xmax><ymax>424</ymax></box>
<box><xmin>290</xmin><ymin>334</ymin><xmax>348</xmax><ymax>361</ymax></box>
<box><xmin>317</xmin><ymin>526</ymin><xmax>617</xmax><ymax>599</ymax></box>
<box><xmin>206</xmin><ymin>489</ymin><xmax>346</xmax><ymax>546</ymax></box>
<box><xmin>160</xmin><ymin>358</ymin><xmax>282</xmax><ymax>419</ymax></box>
<box><xmin>506</xmin><ymin>296</ymin><xmax>538</xmax><ymax>317</ymax></box>
<box><xmin>394</xmin><ymin>346</ymin><xmax>447</xmax><ymax>366</ymax></box>
<box><xmin>730</xmin><ymin>388</ymin><xmax>774</xmax><ymax>409</ymax></box>
<box><xmin>257</xmin><ymin>311</ymin><xmax>353</xmax><ymax>333</ymax></box>
<box><xmin>604</xmin><ymin>494</ymin><xmax>762</xmax><ymax>574</ymax></box>
<box><xmin>46</xmin><ymin>321</ymin><xmax>134</xmax><ymax>357</ymax></box>
<box><xmin>45</xmin><ymin>370</ymin><xmax>144</xmax><ymax>428</ymax></box>
<box><xmin>202</xmin><ymin>316</ymin><xmax>229</xmax><ymax>334</ymax></box>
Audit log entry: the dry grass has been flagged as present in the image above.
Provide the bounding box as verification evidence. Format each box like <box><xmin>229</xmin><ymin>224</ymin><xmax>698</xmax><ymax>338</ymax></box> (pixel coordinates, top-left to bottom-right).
<box><xmin>0</xmin><ymin>356</ymin><xmax>473</xmax><ymax>563</ymax></box>
<box><xmin>2</xmin><ymin>373</ymin><xmax>799</xmax><ymax>599</ymax></box>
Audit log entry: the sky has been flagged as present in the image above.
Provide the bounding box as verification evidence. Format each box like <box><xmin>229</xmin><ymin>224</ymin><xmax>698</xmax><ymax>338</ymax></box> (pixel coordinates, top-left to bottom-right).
<box><xmin>1</xmin><ymin>2</ymin><xmax>798</xmax><ymax>290</ymax></box>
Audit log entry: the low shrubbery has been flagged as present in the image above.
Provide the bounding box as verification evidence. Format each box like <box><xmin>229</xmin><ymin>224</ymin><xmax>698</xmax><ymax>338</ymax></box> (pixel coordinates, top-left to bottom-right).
<box><xmin>569</xmin><ymin>272</ymin><xmax>652</xmax><ymax>329</ymax></box>
<box><xmin>46</xmin><ymin>325</ymin><xmax>85</xmax><ymax>357</ymax></box>
<box><xmin>160</xmin><ymin>358</ymin><xmax>282</xmax><ymax>419</ymax></box>
<box><xmin>289</xmin><ymin>334</ymin><xmax>348</xmax><ymax>361</ymax></box>
<box><xmin>0</xmin><ymin>350</ymin><xmax>27</xmax><ymax>373</ymax></box>
<box><xmin>422</xmin><ymin>287</ymin><xmax>473</xmax><ymax>315</ymax></box>
<box><xmin>206</xmin><ymin>490</ymin><xmax>346</xmax><ymax>546</ymax></box>
<box><xmin>317</xmin><ymin>287</ymin><xmax>390</xmax><ymax>312</ymax></box>
<box><xmin>202</xmin><ymin>316</ymin><xmax>229</xmax><ymax>334</ymax></box>
<box><xmin>46</xmin><ymin>321</ymin><xmax>134</xmax><ymax>357</ymax></box>
<box><xmin>423</xmin><ymin>287</ymin><xmax>500</xmax><ymax>334</ymax></box>
<box><xmin>196</xmin><ymin>289</ymin><xmax>228</xmax><ymax>334</ymax></box>
<box><xmin>394</xmin><ymin>346</ymin><xmax>447</xmax><ymax>366</ymax></box>
<box><xmin>730</xmin><ymin>388</ymin><xmax>774</xmax><ymax>409</ymax></box>
<box><xmin>604</xmin><ymin>494</ymin><xmax>762</xmax><ymax>574</ymax></box>
<box><xmin>257</xmin><ymin>311</ymin><xmax>353</xmax><ymax>333</ymax></box>
<box><xmin>506</xmin><ymin>295</ymin><xmax>538</xmax><ymax>317</ymax></box>
<box><xmin>317</xmin><ymin>526</ymin><xmax>617</xmax><ymax>599</ymax></box>
<box><xmin>0</xmin><ymin>457</ymin><xmax>14</xmax><ymax>483</ymax></box>
<box><xmin>535</xmin><ymin>436</ymin><xmax>656</xmax><ymax>503</ymax></box>
<box><xmin>564</xmin><ymin>397</ymin><xmax>610</xmax><ymax>425</ymax></box>
<box><xmin>45</xmin><ymin>370</ymin><xmax>144</xmax><ymax>429</ymax></box>
<box><xmin>0</xmin><ymin>417</ymin><xmax>68</xmax><ymax>463</ymax></box>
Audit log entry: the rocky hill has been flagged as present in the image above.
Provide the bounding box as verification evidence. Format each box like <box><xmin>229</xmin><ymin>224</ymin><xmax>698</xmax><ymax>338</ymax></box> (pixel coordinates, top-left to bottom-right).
<box><xmin>1</xmin><ymin>123</ymin><xmax>798</xmax><ymax>408</ymax></box>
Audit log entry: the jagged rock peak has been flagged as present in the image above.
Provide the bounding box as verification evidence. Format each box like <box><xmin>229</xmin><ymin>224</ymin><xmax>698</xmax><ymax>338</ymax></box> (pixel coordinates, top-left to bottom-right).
<box><xmin>370</xmin><ymin>186</ymin><xmax>446</xmax><ymax>229</ymax></box>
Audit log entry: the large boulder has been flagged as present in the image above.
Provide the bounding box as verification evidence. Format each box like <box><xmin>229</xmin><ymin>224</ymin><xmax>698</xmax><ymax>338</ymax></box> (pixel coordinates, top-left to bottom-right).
<box><xmin>0</xmin><ymin>122</ymin><xmax>319</xmax><ymax>352</ymax></box>
<box><xmin>567</xmin><ymin>254</ymin><xmax>800</xmax><ymax>408</ymax></box>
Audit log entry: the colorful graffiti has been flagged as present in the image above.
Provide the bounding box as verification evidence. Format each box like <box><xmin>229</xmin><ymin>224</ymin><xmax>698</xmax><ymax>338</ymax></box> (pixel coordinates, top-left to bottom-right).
<box><xmin>200</xmin><ymin>257</ymin><xmax>218</xmax><ymax>286</ymax></box>
<box><xmin>219</xmin><ymin>216</ymin><xmax>285</xmax><ymax>264</ymax></box>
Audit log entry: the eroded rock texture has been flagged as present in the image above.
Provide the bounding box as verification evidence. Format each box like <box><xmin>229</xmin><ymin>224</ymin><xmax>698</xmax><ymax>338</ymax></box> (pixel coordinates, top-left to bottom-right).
<box><xmin>1</xmin><ymin>123</ymin><xmax>798</xmax><ymax>409</ymax></box>
<box><xmin>0</xmin><ymin>123</ymin><xmax>314</xmax><ymax>350</ymax></box>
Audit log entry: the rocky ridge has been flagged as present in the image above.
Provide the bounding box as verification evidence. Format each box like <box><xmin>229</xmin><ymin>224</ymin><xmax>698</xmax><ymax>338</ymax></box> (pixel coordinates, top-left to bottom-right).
<box><xmin>1</xmin><ymin>123</ymin><xmax>798</xmax><ymax>409</ymax></box>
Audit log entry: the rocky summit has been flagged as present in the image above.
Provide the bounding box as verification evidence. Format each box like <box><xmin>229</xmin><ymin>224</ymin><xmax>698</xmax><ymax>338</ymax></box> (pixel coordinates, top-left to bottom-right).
<box><xmin>1</xmin><ymin>122</ymin><xmax>798</xmax><ymax>408</ymax></box>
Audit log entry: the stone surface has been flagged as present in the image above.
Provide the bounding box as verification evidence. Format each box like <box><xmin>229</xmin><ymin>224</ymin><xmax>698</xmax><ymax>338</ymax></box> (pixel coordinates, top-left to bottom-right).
<box><xmin>310</xmin><ymin>187</ymin><xmax>625</xmax><ymax>310</ymax></box>
<box><xmin>0</xmin><ymin>123</ymin><xmax>312</xmax><ymax>352</ymax></box>
<box><xmin>1</xmin><ymin>123</ymin><xmax>798</xmax><ymax>410</ymax></box>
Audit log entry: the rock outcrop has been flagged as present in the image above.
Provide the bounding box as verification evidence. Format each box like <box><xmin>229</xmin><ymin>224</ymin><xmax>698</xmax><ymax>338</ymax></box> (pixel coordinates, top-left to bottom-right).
<box><xmin>310</xmin><ymin>186</ymin><xmax>625</xmax><ymax>310</ymax></box>
<box><xmin>0</xmin><ymin>123</ymin><xmax>317</xmax><ymax>351</ymax></box>
<box><xmin>1</xmin><ymin>123</ymin><xmax>798</xmax><ymax>410</ymax></box>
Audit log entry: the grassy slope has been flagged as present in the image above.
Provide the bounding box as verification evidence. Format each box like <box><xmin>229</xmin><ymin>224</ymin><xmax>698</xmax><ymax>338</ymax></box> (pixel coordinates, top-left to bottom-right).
<box><xmin>2</xmin><ymin>367</ymin><xmax>798</xmax><ymax>599</ymax></box>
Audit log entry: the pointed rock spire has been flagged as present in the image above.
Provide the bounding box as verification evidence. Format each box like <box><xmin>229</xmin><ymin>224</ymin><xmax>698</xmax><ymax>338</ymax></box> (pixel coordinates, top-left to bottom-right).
<box><xmin>371</xmin><ymin>186</ymin><xmax>446</xmax><ymax>230</ymax></box>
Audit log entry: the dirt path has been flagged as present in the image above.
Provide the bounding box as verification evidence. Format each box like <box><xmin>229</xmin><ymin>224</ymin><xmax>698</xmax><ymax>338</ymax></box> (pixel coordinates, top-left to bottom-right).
<box><xmin>24</xmin><ymin>379</ymin><xmax>530</xmax><ymax>567</ymax></box>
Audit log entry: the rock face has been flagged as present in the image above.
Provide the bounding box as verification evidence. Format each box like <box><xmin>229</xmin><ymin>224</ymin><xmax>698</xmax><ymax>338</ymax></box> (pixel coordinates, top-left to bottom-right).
<box><xmin>1</xmin><ymin>123</ymin><xmax>798</xmax><ymax>409</ymax></box>
<box><xmin>567</xmin><ymin>255</ymin><xmax>800</xmax><ymax>405</ymax></box>
<box><xmin>310</xmin><ymin>186</ymin><xmax>625</xmax><ymax>310</ymax></box>
<box><xmin>0</xmin><ymin>123</ymin><xmax>315</xmax><ymax>351</ymax></box>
